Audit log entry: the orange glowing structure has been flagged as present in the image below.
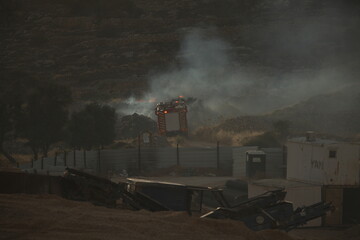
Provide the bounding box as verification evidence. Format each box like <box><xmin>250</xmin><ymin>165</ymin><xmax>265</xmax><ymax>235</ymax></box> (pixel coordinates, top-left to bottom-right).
<box><xmin>154</xmin><ymin>97</ymin><xmax>188</xmax><ymax>136</ymax></box>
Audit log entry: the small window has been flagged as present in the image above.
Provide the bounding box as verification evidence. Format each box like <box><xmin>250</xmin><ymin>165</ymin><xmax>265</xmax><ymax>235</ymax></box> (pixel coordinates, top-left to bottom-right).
<box><xmin>329</xmin><ymin>150</ymin><xmax>337</xmax><ymax>158</ymax></box>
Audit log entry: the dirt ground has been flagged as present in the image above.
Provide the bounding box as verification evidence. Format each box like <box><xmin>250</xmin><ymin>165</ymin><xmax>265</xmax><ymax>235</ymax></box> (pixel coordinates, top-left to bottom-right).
<box><xmin>1</xmin><ymin>175</ymin><xmax>359</xmax><ymax>240</ymax></box>
<box><xmin>0</xmin><ymin>193</ymin><xmax>295</xmax><ymax>240</ymax></box>
<box><xmin>289</xmin><ymin>227</ymin><xmax>360</xmax><ymax>240</ymax></box>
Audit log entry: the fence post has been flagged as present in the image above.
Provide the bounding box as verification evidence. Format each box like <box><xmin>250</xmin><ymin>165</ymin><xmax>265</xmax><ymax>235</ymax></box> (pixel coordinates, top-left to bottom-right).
<box><xmin>217</xmin><ymin>141</ymin><xmax>220</xmax><ymax>170</ymax></box>
<box><xmin>283</xmin><ymin>145</ymin><xmax>287</xmax><ymax>178</ymax></box>
<box><xmin>64</xmin><ymin>151</ymin><xmax>67</xmax><ymax>167</ymax></box>
<box><xmin>54</xmin><ymin>152</ymin><xmax>57</xmax><ymax>166</ymax></box>
<box><xmin>138</xmin><ymin>135</ymin><xmax>141</xmax><ymax>172</ymax></box>
<box><xmin>41</xmin><ymin>156</ymin><xmax>44</xmax><ymax>170</ymax></box>
<box><xmin>48</xmin><ymin>173</ymin><xmax>51</xmax><ymax>194</ymax></box>
<box><xmin>73</xmin><ymin>149</ymin><xmax>76</xmax><ymax>168</ymax></box>
<box><xmin>83</xmin><ymin>149</ymin><xmax>87</xmax><ymax>168</ymax></box>
<box><xmin>23</xmin><ymin>172</ymin><xmax>27</xmax><ymax>193</ymax></box>
<box><xmin>97</xmin><ymin>148</ymin><xmax>101</xmax><ymax>175</ymax></box>
<box><xmin>176</xmin><ymin>143</ymin><xmax>180</xmax><ymax>166</ymax></box>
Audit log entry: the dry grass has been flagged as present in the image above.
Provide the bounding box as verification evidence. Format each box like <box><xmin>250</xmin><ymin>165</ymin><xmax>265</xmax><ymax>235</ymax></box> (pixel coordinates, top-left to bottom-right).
<box><xmin>0</xmin><ymin>155</ymin><xmax>13</xmax><ymax>168</ymax></box>
<box><xmin>11</xmin><ymin>154</ymin><xmax>32</xmax><ymax>163</ymax></box>
<box><xmin>193</xmin><ymin>127</ymin><xmax>264</xmax><ymax>146</ymax></box>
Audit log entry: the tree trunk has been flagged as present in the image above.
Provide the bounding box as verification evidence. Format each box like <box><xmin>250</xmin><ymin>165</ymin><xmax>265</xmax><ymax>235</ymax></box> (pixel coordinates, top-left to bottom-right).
<box><xmin>42</xmin><ymin>144</ymin><xmax>50</xmax><ymax>158</ymax></box>
<box><xmin>31</xmin><ymin>146</ymin><xmax>39</xmax><ymax>161</ymax></box>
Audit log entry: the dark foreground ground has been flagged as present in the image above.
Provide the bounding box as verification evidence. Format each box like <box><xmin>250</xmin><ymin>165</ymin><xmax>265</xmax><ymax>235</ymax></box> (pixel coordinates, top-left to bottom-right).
<box><xmin>0</xmin><ymin>193</ymin><xmax>293</xmax><ymax>240</ymax></box>
<box><xmin>1</xmin><ymin>194</ymin><xmax>359</xmax><ymax>240</ymax></box>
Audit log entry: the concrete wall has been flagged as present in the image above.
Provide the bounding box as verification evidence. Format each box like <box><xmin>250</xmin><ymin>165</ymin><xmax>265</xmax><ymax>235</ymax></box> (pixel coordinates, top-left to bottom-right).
<box><xmin>0</xmin><ymin>171</ymin><xmax>64</xmax><ymax>196</ymax></box>
<box><xmin>20</xmin><ymin>150</ymin><xmax>99</xmax><ymax>175</ymax></box>
<box><xmin>21</xmin><ymin>146</ymin><xmax>234</xmax><ymax>175</ymax></box>
<box><xmin>263</xmin><ymin>148</ymin><xmax>285</xmax><ymax>178</ymax></box>
<box><xmin>101</xmin><ymin>147</ymin><xmax>234</xmax><ymax>174</ymax></box>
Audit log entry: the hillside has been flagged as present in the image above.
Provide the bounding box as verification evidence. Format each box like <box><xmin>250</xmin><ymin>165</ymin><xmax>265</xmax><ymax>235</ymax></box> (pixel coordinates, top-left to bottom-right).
<box><xmin>1</xmin><ymin>0</ymin><xmax>360</xmax><ymax>104</ymax></box>
<box><xmin>268</xmin><ymin>84</ymin><xmax>360</xmax><ymax>137</ymax></box>
<box><xmin>195</xmin><ymin>85</ymin><xmax>360</xmax><ymax>141</ymax></box>
<box><xmin>1</xmin><ymin>0</ymin><xmax>360</xmax><ymax>145</ymax></box>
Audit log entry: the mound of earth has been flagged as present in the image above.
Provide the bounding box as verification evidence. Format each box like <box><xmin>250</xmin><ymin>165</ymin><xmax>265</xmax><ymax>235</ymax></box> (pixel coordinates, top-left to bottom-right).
<box><xmin>0</xmin><ymin>193</ymin><xmax>296</xmax><ymax>240</ymax></box>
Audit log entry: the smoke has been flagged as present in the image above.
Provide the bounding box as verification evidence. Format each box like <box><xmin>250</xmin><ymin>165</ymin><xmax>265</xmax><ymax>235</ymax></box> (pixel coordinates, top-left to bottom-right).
<box><xmin>118</xmin><ymin>29</ymin><xmax>253</xmax><ymax>124</ymax></box>
<box><xmin>117</xmin><ymin>2</ymin><xmax>360</xmax><ymax>127</ymax></box>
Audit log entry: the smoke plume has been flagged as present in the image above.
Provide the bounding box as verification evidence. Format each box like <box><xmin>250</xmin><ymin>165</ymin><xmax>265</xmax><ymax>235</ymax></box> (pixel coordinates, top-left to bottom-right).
<box><xmin>118</xmin><ymin>2</ymin><xmax>360</xmax><ymax>127</ymax></box>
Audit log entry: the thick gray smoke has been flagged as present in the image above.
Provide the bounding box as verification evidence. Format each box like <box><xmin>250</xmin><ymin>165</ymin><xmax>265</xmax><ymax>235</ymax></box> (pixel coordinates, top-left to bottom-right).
<box><xmin>118</xmin><ymin>28</ymin><xmax>356</xmax><ymax>126</ymax></box>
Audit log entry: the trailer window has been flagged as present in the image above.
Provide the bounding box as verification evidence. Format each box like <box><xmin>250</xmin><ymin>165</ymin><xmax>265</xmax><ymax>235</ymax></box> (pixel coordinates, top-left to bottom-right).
<box><xmin>329</xmin><ymin>150</ymin><xmax>337</xmax><ymax>158</ymax></box>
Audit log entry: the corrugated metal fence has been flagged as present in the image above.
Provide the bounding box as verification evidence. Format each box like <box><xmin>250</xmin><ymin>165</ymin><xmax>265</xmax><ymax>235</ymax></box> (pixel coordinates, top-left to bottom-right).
<box><xmin>20</xmin><ymin>146</ymin><xmax>234</xmax><ymax>176</ymax></box>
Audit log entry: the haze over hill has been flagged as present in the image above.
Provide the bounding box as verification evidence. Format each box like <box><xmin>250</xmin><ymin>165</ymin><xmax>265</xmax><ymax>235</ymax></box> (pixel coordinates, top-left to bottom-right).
<box><xmin>1</xmin><ymin>0</ymin><xmax>359</xmax><ymax>137</ymax></box>
<box><xmin>201</xmin><ymin>85</ymin><xmax>360</xmax><ymax>141</ymax></box>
